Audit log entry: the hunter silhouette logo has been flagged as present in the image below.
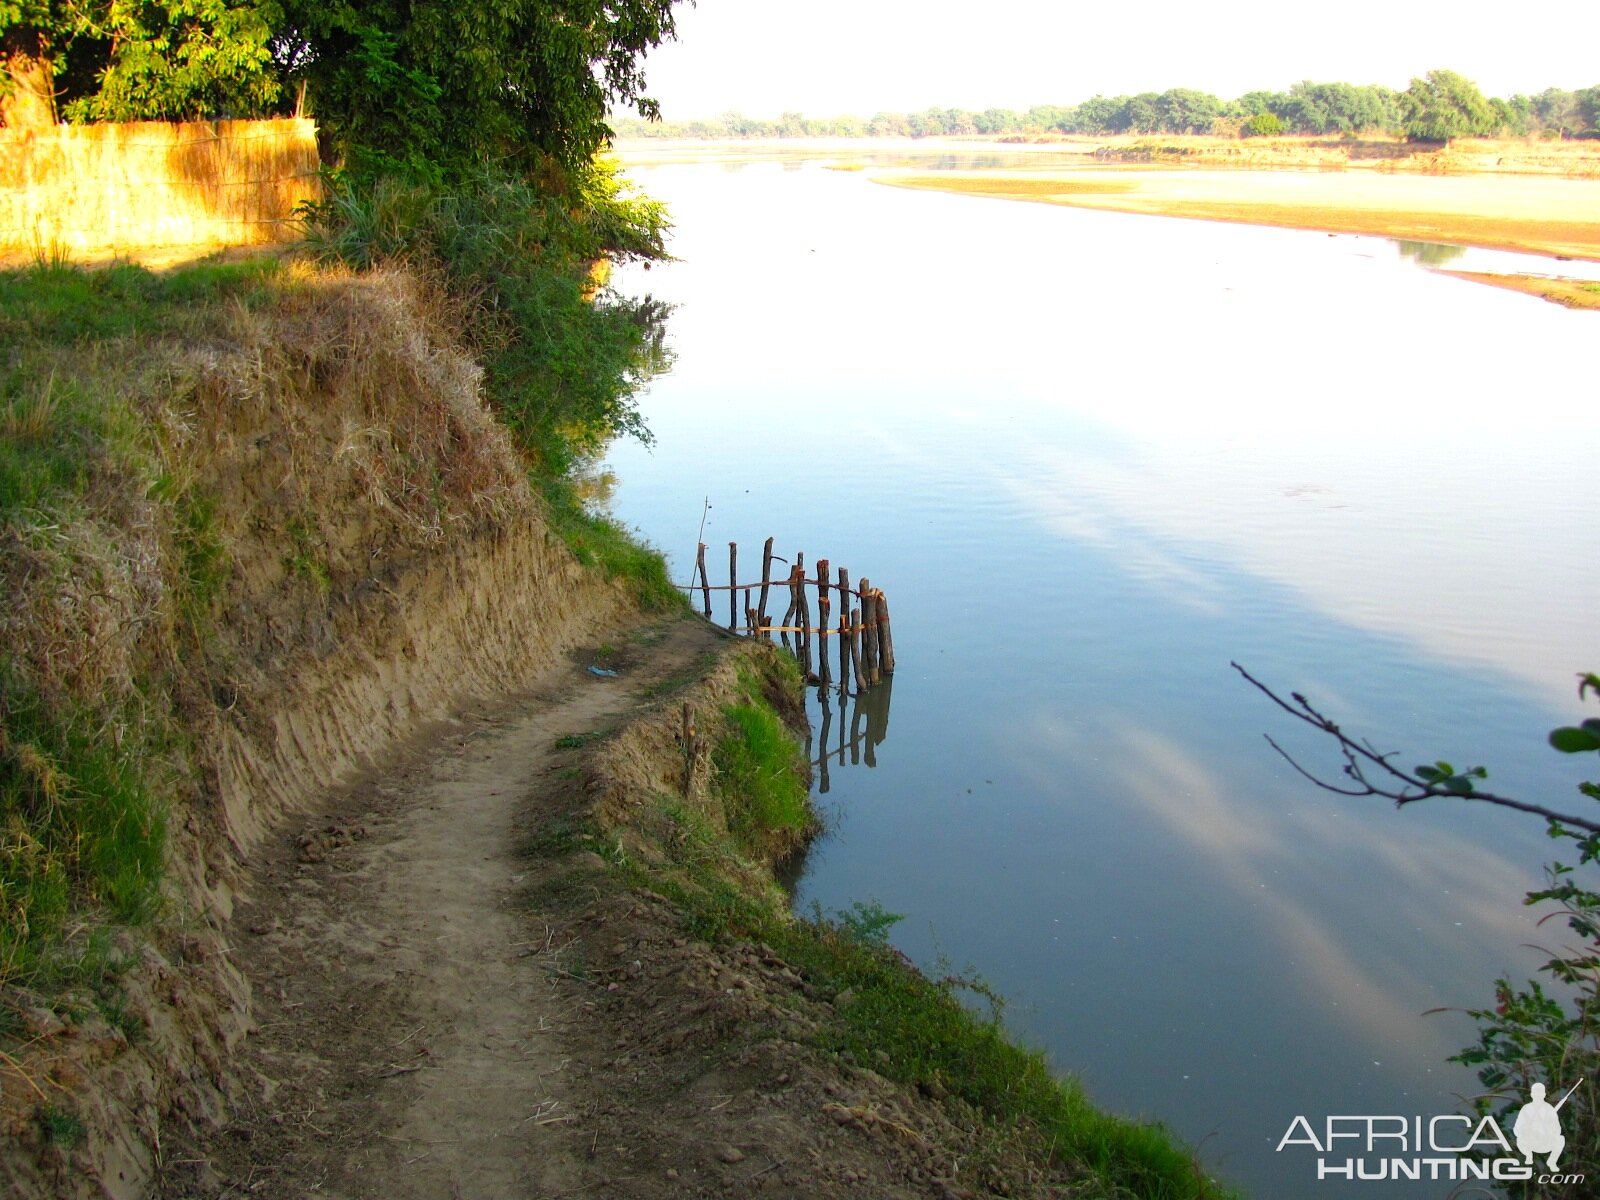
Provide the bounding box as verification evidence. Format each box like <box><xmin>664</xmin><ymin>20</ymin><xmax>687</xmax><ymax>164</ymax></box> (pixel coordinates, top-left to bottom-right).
<box><xmin>1276</xmin><ymin>1080</ymin><xmax>1588</xmax><ymax>1185</ymax></box>
<box><xmin>1513</xmin><ymin>1080</ymin><xmax>1581</xmax><ymax>1171</ymax></box>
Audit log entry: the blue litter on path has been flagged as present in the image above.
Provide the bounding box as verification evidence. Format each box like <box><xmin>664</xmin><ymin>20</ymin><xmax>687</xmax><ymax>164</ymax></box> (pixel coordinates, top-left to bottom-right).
<box><xmin>586</xmin><ymin>666</ymin><xmax>619</xmax><ymax>678</ymax></box>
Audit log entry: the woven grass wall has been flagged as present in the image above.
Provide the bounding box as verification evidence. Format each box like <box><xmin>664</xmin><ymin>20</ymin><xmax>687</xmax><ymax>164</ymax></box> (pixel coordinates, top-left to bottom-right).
<box><xmin>0</xmin><ymin>118</ymin><xmax>321</xmax><ymax>257</ymax></box>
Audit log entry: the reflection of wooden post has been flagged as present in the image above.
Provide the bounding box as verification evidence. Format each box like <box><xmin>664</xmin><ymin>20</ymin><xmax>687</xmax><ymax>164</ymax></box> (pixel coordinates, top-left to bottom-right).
<box><xmin>849</xmin><ymin>605</ymin><xmax>867</xmax><ymax>691</ymax></box>
<box><xmin>877</xmin><ymin>589</ymin><xmax>896</xmax><ymax>674</ymax></box>
<box><xmin>859</xmin><ymin>577</ymin><xmax>879</xmax><ymax>685</ymax></box>
<box><xmin>696</xmin><ymin>543</ymin><xmax>711</xmax><ymax>617</ymax></box>
<box><xmin>816</xmin><ymin>689</ymin><xmax>833</xmax><ymax>794</ymax></box>
<box><xmin>728</xmin><ymin>542</ymin><xmax>738</xmax><ymax>631</ymax></box>
<box><xmin>758</xmin><ymin>537</ymin><xmax>774</xmax><ymax>630</ymax></box>
<box><xmin>816</xmin><ymin>559</ymin><xmax>831</xmax><ymax>689</ymax></box>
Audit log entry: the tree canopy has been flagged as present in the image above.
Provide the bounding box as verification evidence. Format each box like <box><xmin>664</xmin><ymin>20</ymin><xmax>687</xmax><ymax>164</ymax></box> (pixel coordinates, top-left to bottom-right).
<box><xmin>0</xmin><ymin>0</ymin><xmax>683</xmax><ymax>172</ymax></box>
<box><xmin>1399</xmin><ymin>69</ymin><xmax>1497</xmax><ymax>142</ymax></box>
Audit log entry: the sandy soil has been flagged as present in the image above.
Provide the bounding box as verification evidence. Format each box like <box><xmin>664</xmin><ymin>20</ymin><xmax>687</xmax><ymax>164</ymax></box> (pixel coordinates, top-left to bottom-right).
<box><xmin>877</xmin><ymin>168</ymin><xmax>1600</xmax><ymax>261</ymax></box>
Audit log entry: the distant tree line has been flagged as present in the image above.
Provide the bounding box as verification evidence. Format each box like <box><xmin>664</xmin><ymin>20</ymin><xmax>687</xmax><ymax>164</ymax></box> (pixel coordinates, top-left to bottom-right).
<box><xmin>613</xmin><ymin>71</ymin><xmax>1600</xmax><ymax>144</ymax></box>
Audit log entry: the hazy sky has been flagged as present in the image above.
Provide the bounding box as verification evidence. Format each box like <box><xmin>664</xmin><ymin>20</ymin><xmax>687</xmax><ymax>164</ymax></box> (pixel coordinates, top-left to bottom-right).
<box><xmin>636</xmin><ymin>1</ymin><xmax>1600</xmax><ymax>119</ymax></box>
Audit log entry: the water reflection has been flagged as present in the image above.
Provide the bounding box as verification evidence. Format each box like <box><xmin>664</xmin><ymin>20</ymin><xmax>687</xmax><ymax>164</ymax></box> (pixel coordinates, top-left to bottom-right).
<box><xmin>1396</xmin><ymin>239</ymin><xmax>1469</xmax><ymax>266</ymax></box>
<box><xmin>813</xmin><ymin>674</ymin><xmax>893</xmax><ymax>791</ymax></box>
<box><xmin>601</xmin><ymin>158</ymin><xmax>1597</xmax><ymax>1198</ymax></box>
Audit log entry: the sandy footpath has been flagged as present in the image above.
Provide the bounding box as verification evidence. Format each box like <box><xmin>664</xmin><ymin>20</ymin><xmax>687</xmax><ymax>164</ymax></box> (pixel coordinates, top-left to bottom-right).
<box><xmin>153</xmin><ymin>618</ymin><xmax>1032</xmax><ymax>1200</ymax></box>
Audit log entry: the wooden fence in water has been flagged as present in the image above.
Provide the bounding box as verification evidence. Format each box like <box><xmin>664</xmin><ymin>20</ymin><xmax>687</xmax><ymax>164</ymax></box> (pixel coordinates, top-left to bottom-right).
<box><xmin>686</xmin><ymin>538</ymin><xmax>896</xmax><ymax>693</ymax></box>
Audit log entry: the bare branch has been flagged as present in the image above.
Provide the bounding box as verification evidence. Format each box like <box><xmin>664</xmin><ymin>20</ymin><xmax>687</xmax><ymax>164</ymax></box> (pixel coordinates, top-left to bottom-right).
<box><xmin>1232</xmin><ymin>662</ymin><xmax>1600</xmax><ymax>836</ymax></box>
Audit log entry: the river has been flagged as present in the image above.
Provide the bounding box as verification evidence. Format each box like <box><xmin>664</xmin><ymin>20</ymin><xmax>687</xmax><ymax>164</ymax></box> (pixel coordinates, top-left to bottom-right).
<box><xmin>602</xmin><ymin>150</ymin><xmax>1599</xmax><ymax>1197</ymax></box>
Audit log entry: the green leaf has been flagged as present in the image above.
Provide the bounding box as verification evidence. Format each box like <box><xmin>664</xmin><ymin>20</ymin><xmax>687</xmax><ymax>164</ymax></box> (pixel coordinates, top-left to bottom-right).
<box><xmin>1416</xmin><ymin>764</ymin><xmax>1442</xmax><ymax>782</ymax></box>
<box><xmin>1549</xmin><ymin>726</ymin><xmax>1600</xmax><ymax>753</ymax></box>
<box><xmin>1445</xmin><ymin>776</ymin><xmax>1474</xmax><ymax>795</ymax></box>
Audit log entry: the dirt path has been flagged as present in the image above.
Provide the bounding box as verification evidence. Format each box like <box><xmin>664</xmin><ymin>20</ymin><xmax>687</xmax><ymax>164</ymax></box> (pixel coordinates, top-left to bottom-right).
<box><xmin>157</xmin><ymin>618</ymin><xmax>720</xmax><ymax>1198</ymax></box>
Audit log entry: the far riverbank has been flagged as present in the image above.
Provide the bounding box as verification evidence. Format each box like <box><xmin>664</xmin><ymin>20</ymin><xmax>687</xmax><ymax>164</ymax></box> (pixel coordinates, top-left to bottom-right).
<box><xmin>874</xmin><ymin>168</ymin><xmax>1600</xmax><ymax>263</ymax></box>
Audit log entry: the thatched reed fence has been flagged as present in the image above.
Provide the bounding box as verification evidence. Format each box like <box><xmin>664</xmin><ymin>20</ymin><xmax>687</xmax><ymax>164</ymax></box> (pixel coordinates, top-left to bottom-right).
<box><xmin>0</xmin><ymin>117</ymin><xmax>321</xmax><ymax>258</ymax></box>
<box><xmin>688</xmin><ymin>538</ymin><xmax>897</xmax><ymax>695</ymax></box>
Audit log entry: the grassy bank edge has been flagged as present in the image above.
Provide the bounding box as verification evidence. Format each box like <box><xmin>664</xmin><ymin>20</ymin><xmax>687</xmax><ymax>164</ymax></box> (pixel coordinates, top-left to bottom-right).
<box><xmin>561</xmin><ymin>640</ymin><xmax>1239</xmax><ymax>1200</ymax></box>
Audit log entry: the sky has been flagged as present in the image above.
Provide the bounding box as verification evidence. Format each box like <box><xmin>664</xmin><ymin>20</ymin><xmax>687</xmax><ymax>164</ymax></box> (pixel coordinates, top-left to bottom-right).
<box><xmin>635</xmin><ymin>0</ymin><xmax>1600</xmax><ymax>120</ymax></box>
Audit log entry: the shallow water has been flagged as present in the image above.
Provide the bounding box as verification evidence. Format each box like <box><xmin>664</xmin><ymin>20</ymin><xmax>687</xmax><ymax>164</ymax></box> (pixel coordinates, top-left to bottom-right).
<box><xmin>602</xmin><ymin>159</ymin><xmax>1599</xmax><ymax>1197</ymax></box>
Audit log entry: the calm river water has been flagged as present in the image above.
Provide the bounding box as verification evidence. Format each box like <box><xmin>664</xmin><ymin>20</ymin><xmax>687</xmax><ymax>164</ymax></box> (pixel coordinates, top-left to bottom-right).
<box><xmin>603</xmin><ymin>152</ymin><xmax>1599</xmax><ymax>1197</ymax></box>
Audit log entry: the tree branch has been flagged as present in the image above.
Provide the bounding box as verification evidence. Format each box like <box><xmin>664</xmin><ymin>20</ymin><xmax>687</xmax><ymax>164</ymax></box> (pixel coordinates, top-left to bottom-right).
<box><xmin>1231</xmin><ymin>662</ymin><xmax>1600</xmax><ymax>835</ymax></box>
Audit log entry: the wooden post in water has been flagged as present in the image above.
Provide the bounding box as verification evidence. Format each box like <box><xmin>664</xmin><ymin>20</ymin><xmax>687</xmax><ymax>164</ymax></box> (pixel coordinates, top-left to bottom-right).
<box><xmin>758</xmin><ymin>537</ymin><xmax>774</xmax><ymax>631</ymax></box>
<box><xmin>815</xmin><ymin>559</ymin><xmax>831</xmax><ymax>689</ymax></box>
<box><xmin>836</xmin><ymin>566</ymin><xmax>850</xmax><ymax>696</ymax></box>
<box><xmin>795</xmin><ymin>560</ymin><xmax>812</xmax><ymax>677</ymax></box>
<box><xmin>695</xmin><ymin>543</ymin><xmax>711</xmax><ymax>618</ymax></box>
<box><xmin>849</xmin><ymin>605</ymin><xmax>867</xmax><ymax>692</ymax></box>
<box><xmin>728</xmin><ymin>542</ymin><xmax>738</xmax><ymax>631</ymax></box>
<box><xmin>876</xmin><ymin>589</ymin><xmax>896</xmax><ymax>674</ymax></box>
<box><xmin>859</xmin><ymin>576</ymin><xmax>880</xmax><ymax>685</ymax></box>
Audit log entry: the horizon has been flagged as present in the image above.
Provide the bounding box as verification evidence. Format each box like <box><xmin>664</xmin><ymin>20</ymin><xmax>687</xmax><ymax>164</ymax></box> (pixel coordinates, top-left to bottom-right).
<box><xmin>634</xmin><ymin>0</ymin><xmax>1600</xmax><ymax>123</ymax></box>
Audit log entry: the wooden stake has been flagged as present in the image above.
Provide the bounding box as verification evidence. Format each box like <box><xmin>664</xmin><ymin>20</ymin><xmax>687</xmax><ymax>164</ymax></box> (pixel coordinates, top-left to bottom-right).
<box><xmin>876</xmin><ymin>589</ymin><xmax>896</xmax><ymax>674</ymax></box>
<box><xmin>836</xmin><ymin>567</ymin><xmax>851</xmax><ymax>698</ymax></box>
<box><xmin>758</xmin><ymin>536</ymin><xmax>774</xmax><ymax>629</ymax></box>
<box><xmin>849</xmin><ymin>605</ymin><xmax>867</xmax><ymax>691</ymax></box>
<box><xmin>816</xmin><ymin>560</ymin><xmax>832</xmax><ymax>688</ymax></box>
<box><xmin>728</xmin><ymin>541</ymin><xmax>738</xmax><ymax>631</ymax></box>
<box><xmin>695</xmin><ymin>543</ymin><xmax>710</xmax><ymax>617</ymax></box>
<box><xmin>795</xmin><ymin>562</ymin><xmax>812</xmax><ymax>677</ymax></box>
<box><xmin>859</xmin><ymin>577</ymin><xmax>879</xmax><ymax>685</ymax></box>
<box><xmin>681</xmin><ymin>703</ymin><xmax>698</xmax><ymax>797</ymax></box>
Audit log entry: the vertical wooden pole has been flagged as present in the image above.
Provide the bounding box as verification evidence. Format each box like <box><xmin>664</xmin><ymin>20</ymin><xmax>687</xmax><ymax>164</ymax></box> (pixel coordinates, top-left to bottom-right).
<box><xmin>835</xmin><ymin>567</ymin><xmax>850</xmax><ymax>698</ymax></box>
<box><xmin>758</xmin><ymin>536</ymin><xmax>774</xmax><ymax>629</ymax></box>
<box><xmin>849</xmin><ymin>605</ymin><xmax>867</xmax><ymax>691</ymax></box>
<box><xmin>876</xmin><ymin>589</ymin><xmax>896</xmax><ymax>674</ymax></box>
<box><xmin>859</xmin><ymin>576</ymin><xmax>879</xmax><ymax>685</ymax></box>
<box><xmin>795</xmin><ymin>561</ymin><xmax>812</xmax><ymax>677</ymax></box>
<box><xmin>816</xmin><ymin>558</ymin><xmax>831</xmax><ymax>689</ymax></box>
<box><xmin>696</xmin><ymin>543</ymin><xmax>711</xmax><ymax>618</ymax></box>
<box><xmin>681</xmin><ymin>703</ymin><xmax>698</xmax><ymax>797</ymax></box>
<box><xmin>728</xmin><ymin>542</ymin><xmax>738</xmax><ymax>631</ymax></box>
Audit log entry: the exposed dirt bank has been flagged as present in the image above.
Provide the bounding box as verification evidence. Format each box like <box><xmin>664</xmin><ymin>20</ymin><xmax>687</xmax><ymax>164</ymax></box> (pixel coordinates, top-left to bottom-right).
<box><xmin>0</xmin><ymin>268</ymin><xmax>632</xmax><ymax>1198</ymax></box>
<box><xmin>877</xmin><ymin>169</ymin><xmax>1600</xmax><ymax>262</ymax></box>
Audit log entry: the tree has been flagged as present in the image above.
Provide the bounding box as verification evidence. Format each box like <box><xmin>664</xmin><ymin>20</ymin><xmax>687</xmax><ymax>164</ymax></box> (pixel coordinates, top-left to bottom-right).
<box><xmin>1154</xmin><ymin>87</ymin><xmax>1222</xmax><ymax>134</ymax></box>
<box><xmin>1237</xmin><ymin>663</ymin><xmax>1598</xmax><ymax>1198</ymax></box>
<box><xmin>0</xmin><ymin>0</ymin><xmax>282</xmax><ymax>125</ymax></box>
<box><xmin>275</xmin><ymin>0</ymin><xmax>682</xmax><ymax>175</ymax></box>
<box><xmin>1</xmin><ymin>0</ymin><xmax>683</xmax><ymax>173</ymax></box>
<box><xmin>1241</xmin><ymin>111</ymin><xmax>1283</xmax><ymax>138</ymax></box>
<box><xmin>1400</xmin><ymin>68</ymin><xmax>1497</xmax><ymax>142</ymax></box>
<box><xmin>1531</xmin><ymin>88</ymin><xmax>1581</xmax><ymax>137</ymax></box>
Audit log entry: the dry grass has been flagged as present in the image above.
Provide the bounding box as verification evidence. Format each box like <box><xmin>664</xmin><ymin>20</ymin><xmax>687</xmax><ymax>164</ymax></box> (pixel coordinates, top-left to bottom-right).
<box><xmin>0</xmin><ymin>118</ymin><xmax>320</xmax><ymax>262</ymax></box>
<box><xmin>0</xmin><ymin>256</ymin><xmax>534</xmax><ymax>1003</ymax></box>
